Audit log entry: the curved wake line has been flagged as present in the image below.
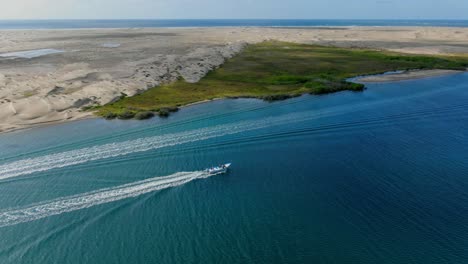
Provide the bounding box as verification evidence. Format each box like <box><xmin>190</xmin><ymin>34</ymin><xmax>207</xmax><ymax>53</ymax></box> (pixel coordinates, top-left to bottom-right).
<box><xmin>0</xmin><ymin>111</ymin><xmax>314</xmax><ymax>181</ymax></box>
<box><xmin>0</xmin><ymin>171</ymin><xmax>213</xmax><ymax>228</ymax></box>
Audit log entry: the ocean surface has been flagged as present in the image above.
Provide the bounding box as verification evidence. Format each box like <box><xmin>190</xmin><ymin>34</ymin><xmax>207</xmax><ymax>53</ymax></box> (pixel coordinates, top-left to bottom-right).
<box><xmin>1</xmin><ymin>73</ymin><xmax>468</xmax><ymax>263</ymax></box>
<box><xmin>0</xmin><ymin>19</ymin><xmax>468</xmax><ymax>29</ymax></box>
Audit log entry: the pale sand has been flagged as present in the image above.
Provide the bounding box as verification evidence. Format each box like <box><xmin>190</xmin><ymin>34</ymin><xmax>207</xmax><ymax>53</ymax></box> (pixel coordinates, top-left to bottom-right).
<box><xmin>1</xmin><ymin>26</ymin><xmax>468</xmax><ymax>133</ymax></box>
<box><xmin>357</xmin><ymin>69</ymin><xmax>464</xmax><ymax>83</ymax></box>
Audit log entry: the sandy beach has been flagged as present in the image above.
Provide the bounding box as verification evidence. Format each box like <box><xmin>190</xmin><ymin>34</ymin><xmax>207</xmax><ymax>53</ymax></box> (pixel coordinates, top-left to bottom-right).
<box><xmin>1</xmin><ymin>26</ymin><xmax>468</xmax><ymax>133</ymax></box>
<box><xmin>357</xmin><ymin>69</ymin><xmax>464</xmax><ymax>83</ymax></box>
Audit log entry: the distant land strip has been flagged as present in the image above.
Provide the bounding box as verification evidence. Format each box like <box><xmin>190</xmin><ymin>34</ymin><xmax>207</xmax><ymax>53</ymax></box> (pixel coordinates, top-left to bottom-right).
<box><xmin>93</xmin><ymin>41</ymin><xmax>468</xmax><ymax>120</ymax></box>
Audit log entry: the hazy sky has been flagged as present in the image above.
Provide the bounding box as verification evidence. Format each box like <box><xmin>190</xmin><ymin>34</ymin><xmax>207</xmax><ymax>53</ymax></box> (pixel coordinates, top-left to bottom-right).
<box><xmin>0</xmin><ymin>0</ymin><xmax>467</xmax><ymax>19</ymax></box>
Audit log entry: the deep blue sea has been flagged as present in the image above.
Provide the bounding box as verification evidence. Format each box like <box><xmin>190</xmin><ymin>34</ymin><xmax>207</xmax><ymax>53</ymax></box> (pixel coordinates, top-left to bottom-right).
<box><xmin>1</xmin><ymin>73</ymin><xmax>468</xmax><ymax>263</ymax></box>
<box><xmin>0</xmin><ymin>19</ymin><xmax>468</xmax><ymax>29</ymax></box>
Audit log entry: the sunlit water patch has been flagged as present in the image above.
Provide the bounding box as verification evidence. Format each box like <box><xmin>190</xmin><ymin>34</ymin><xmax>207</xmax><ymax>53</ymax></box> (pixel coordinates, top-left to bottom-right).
<box><xmin>0</xmin><ymin>49</ymin><xmax>64</xmax><ymax>59</ymax></box>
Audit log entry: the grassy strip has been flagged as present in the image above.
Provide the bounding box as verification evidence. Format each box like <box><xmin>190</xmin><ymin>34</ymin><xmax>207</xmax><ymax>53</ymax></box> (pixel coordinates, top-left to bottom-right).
<box><xmin>95</xmin><ymin>41</ymin><xmax>468</xmax><ymax>119</ymax></box>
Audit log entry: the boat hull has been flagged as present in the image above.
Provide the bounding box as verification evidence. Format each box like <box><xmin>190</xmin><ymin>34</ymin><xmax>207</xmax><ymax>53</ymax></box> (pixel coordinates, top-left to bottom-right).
<box><xmin>206</xmin><ymin>163</ymin><xmax>231</xmax><ymax>175</ymax></box>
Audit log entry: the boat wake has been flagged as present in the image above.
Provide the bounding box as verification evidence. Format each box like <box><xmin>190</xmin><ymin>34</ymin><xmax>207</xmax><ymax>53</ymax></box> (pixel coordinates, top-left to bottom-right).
<box><xmin>0</xmin><ymin>170</ymin><xmax>214</xmax><ymax>228</ymax></box>
<box><xmin>0</xmin><ymin>111</ymin><xmax>312</xmax><ymax>181</ymax></box>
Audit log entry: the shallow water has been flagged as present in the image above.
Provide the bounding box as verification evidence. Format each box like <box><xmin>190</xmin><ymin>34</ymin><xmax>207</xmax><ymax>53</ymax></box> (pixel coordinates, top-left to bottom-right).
<box><xmin>1</xmin><ymin>73</ymin><xmax>468</xmax><ymax>263</ymax></box>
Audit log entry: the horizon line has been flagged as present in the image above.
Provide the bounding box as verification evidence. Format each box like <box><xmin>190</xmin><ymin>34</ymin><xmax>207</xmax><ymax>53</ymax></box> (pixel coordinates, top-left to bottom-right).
<box><xmin>1</xmin><ymin>18</ymin><xmax>468</xmax><ymax>21</ymax></box>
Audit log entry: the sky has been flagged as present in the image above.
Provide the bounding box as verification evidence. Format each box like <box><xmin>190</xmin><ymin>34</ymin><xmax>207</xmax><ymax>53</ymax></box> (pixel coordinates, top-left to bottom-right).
<box><xmin>0</xmin><ymin>0</ymin><xmax>467</xmax><ymax>20</ymax></box>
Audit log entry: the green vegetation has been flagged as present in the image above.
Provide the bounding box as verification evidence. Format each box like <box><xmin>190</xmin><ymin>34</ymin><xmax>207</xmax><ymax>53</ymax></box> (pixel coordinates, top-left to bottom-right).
<box><xmin>80</xmin><ymin>104</ymin><xmax>101</xmax><ymax>112</ymax></box>
<box><xmin>134</xmin><ymin>111</ymin><xmax>155</xmax><ymax>120</ymax></box>
<box><xmin>22</xmin><ymin>91</ymin><xmax>38</xmax><ymax>98</ymax></box>
<box><xmin>158</xmin><ymin>108</ymin><xmax>170</xmax><ymax>118</ymax></box>
<box><xmin>102</xmin><ymin>112</ymin><xmax>118</xmax><ymax>120</ymax></box>
<box><xmin>96</xmin><ymin>41</ymin><xmax>468</xmax><ymax>119</ymax></box>
<box><xmin>116</xmin><ymin>111</ymin><xmax>135</xmax><ymax>120</ymax></box>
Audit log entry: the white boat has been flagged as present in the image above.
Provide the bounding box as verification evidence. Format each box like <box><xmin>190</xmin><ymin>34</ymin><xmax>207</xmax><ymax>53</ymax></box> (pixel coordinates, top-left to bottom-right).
<box><xmin>206</xmin><ymin>163</ymin><xmax>231</xmax><ymax>175</ymax></box>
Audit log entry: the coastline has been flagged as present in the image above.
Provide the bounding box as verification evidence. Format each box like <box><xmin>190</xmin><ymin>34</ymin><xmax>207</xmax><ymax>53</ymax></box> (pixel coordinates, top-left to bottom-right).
<box><xmin>0</xmin><ymin>98</ymin><xmax>224</xmax><ymax>135</ymax></box>
<box><xmin>2</xmin><ymin>26</ymin><xmax>468</xmax><ymax>134</ymax></box>
<box><xmin>0</xmin><ymin>113</ymin><xmax>95</xmax><ymax>135</ymax></box>
<box><xmin>2</xmin><ymin>69</ymin><xmax>464</xmax><ymax>135</ymax></box>
<box><xmin>355</xmin><ymin>69</ymin><xmax>466</xmax><ymax>83</ymax></box>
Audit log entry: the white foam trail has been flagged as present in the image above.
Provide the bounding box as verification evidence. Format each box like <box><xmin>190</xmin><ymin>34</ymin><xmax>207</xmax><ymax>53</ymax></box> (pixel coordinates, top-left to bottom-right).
<box><xmin>0</xmin><ymin>113</ymin><xmax>310</xmax><ymax>180</ymax></box>
<box><xmin>0</xmin><ymin>171</ymin><xmax>213</xmax><ymax>228</ymax></box>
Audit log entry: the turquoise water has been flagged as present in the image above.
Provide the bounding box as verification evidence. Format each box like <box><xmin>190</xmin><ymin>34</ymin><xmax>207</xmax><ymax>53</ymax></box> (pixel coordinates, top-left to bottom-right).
<box><xmin>1</xmin><ymin>19</ymin><xmax>468</xmax><ymax>29</ymax></box>
<box><xmin>1</xmin><ymin>73</ymin><xmax>468</xmax><ymax>263</ymax></box>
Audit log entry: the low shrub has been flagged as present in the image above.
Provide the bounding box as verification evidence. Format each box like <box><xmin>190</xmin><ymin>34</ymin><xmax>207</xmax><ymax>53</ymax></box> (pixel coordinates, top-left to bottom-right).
<box><xmin>158</xmin><ymin>109</ymin><xmax>170</xmax><ymax>117</ymax></box>
<box><xmin>117</xmin><ymin>111</ymin><xmax>135</xmax><ymax>119</ymax></box>
<box><xmin>103</xmin><ymin>112</ymin><xmax>117</xmax><ymax>120</ymax></box>
<box><xmin>308</xmin><ymin>81</ymin><xmax>365</xmax><ymax>95</ymax></box>
<box><xmin>261</xmin><ymin>94</ymin><xmax>294</xmax><ymax>102</ymax></box>
<box><xmin>134</xmin><ymin>111</ymin><xmax>154</xmax><ymax>120</ymax></box>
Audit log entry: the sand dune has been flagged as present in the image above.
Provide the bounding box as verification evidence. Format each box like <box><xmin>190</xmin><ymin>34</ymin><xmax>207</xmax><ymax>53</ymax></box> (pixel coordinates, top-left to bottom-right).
<box><xmin>1</xmin><ymin>26</ymin><xmax>468</xmax><ymax>133</ymax></box>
